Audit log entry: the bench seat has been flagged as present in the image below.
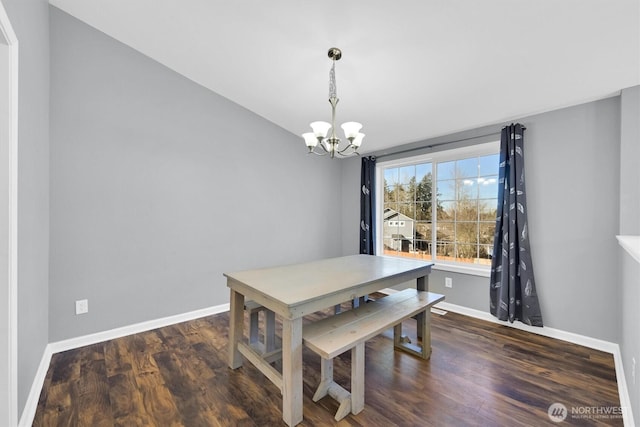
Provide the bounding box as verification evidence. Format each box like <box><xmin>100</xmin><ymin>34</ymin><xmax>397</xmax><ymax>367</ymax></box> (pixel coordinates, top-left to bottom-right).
<box><xmin>302</xmin><ymin>288</ymin><xmax>444</xmax><ymax>420</ymax></box>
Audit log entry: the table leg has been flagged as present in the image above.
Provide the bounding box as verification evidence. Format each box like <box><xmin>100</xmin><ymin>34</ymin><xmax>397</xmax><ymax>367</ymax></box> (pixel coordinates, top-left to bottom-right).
<box><xmin>417</xmin><ymin>274</ymin><xmax>428</xmax><ymax>292</ymax></box>
<box><xmin>228</xmin><ymin>289</ymin><xmax>244</xmax><ymax>369</ymax></box>
<box><xmin>282</xmin><ymin>317</ymin><xmax>303</xmax><ymax>426</ymax></box>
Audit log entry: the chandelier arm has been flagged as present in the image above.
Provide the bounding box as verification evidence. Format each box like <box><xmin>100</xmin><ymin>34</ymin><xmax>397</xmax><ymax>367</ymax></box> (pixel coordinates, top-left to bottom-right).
<box><xmin>308</xmin><ymin>148</ymin><xmax>327</xmax><ymax>156</ymax></box>
<box><xmin>336</xmin><ymin>142</ymin><xmax>357</xmax><ymax>154</ymax></box>
<box><xmin>319</xmin><ymin>139</ymin><xmax>330</xmax><ymax>153</ymax></box>
<box><xmin>337</xmin><ymin>150</ymin><xmax>361</xmax><ymax>157</ymax></box>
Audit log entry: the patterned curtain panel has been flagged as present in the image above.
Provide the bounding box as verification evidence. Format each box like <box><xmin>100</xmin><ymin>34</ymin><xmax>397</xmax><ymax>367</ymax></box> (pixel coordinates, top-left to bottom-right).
<box><xmin>490</xmin><ymin>124</ymin><xmax>543</xmax><ymax>326</ymax></box>
<box><xmin>360</xmin><ymin>156</ymin><xmax>376</xmax><ymax>255</ymax></box>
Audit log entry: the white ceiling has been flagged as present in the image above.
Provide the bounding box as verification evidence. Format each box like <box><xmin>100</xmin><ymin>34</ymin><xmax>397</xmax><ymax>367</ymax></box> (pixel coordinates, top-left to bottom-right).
<box><xmin>49</xmin><ymin>0</ymin><xmax>640</xmax><ymax>154</ymax></box>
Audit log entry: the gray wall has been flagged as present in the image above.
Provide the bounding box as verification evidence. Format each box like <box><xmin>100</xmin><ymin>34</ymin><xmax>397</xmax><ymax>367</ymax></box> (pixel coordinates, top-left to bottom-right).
<box><xmin>49</xmin><ymin>8</ymin><xmax>342</xmax><ymax>341</ymax></box>
<box><xmin>621</xmin><ymin>251</ymin><xmax>640</xmax><ymax>421</ymax></box>
<box><xmin>340</xmin><ymin>156</ymin><xmax>360</xmax><ymax>255</ymax></box>
<box><xmin>3</xmin><ymin>0</ymin><xmax>50</xmax><ymax>415</ymax></box>
<box><xmin>523</xmin><ymin>97</ymin><xmax>620</xmax><ymax>342</ymax></box>
<box><xmin>342</xmin><ymin>96</ymin><xmax>622</xmax><ymax>343</ymax></box>
<box><xmin>619</xmin><ymin>85</ymin><xmax>640</xmax><ymax>419</ymax></box>
<box><xmin>620</xmin><ymin>86</ymin><xmax>640</xmax><ymax>235</ymax></box>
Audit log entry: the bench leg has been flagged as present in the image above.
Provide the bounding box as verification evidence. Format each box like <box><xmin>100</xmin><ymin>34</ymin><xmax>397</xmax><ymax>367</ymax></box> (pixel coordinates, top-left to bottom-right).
<box><xmin>265</xmin><ymin>310</ymin><xmax>276</xmax><ymax>353</ymax></box>
<box><xmin>331</xmin><ymin>383</ymin><xmax>352</xmax><ymax>421</ymax></box>
<box><xmin>393</xmin><ymin>323</ymin><xmax>411</xmax><ymax>345</ymax></box>
<box><xmin>247</xmin><ymin>305</ymin><xmax>279</xmax><ymax>355</ymax></box>
<box><xmin>313</xmin><ymin>358</ymin><xmax>333</xmax><ymax>402</ymax></box>
<box><xmin>249</xmin><ymin>310</ymin><xmax>260</xmax><ymax>347</ymax></box>
<box><xmin>313</xmin><ymin>357</ymin><xmax>353</xmax><ymax>421</ymax></box>
<box><xmin>416</xmin><ymin>311</ymin><xmax>424</xmax><ymax>341</ymax></box>
<box><xmin>393</xmin><ymin>309</ymin><xmax>433</xmax><ymax>360</ymax></box>
<box><xmin>419</xmin><ymin>308</ymin><xmax>432</xmax><ymax>359</ymax></box>
<box><xmin>351</xmin><ymin>295</ymin><xmax>369</xmax><ymax>309</ymax></box>
<box><xmin>351</xmin><ymin>343</ymin><xmax>365</xmax><ymax>415</ymax></box>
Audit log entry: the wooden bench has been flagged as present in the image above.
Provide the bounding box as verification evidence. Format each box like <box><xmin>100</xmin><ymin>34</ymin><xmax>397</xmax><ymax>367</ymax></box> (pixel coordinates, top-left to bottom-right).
<box><xmin>302</xmin><ymin>288</ymin><xmax>445</xmax><ymax>421</ymax></box>
<box><xmin>245</xmin><ymin>300</ymin><xmax>277</xmax><ymax>354</ymax></box>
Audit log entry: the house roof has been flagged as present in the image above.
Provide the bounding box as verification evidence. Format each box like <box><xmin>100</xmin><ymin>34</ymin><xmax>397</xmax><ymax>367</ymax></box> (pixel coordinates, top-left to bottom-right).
<box><xmin>384</xmin><ymin>208</ymin><xmax>414</xmax><ymax>222</ymax></box>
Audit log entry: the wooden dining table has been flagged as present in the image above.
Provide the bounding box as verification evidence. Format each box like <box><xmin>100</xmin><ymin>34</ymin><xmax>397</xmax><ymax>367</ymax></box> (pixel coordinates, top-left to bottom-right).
<box><xmin>224</xmin><ymin>254</ymin><xmax>434</xmax><ymax>426</ymax></box>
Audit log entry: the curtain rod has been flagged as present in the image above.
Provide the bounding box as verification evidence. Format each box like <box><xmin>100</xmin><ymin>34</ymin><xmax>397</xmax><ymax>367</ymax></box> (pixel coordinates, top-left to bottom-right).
<box><xmin>375</xmin><ymin>130</ymin><xmax>502</xmax><ymax>160</ymax></box>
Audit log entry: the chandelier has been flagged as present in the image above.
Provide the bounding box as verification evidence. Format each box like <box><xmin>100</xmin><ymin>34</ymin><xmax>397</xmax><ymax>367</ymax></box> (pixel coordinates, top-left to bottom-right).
<box><xmin>302</xmin><ymin>47</ymin><xmax>364</xmax><ymax>158</ymax></box>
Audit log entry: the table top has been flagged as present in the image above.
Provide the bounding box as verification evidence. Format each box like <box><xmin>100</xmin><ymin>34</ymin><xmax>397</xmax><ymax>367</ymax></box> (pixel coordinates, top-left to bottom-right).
<box><xmin>224</xmin><ymin>255</ymin><xmax>433</xmax><ymax>317</ymax></box>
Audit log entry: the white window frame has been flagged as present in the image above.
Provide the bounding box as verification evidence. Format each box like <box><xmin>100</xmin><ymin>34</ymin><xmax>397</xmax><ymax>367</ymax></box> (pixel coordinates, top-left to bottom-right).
<box><xmin>375</xmin><ymin>141</ymin><xmax>500</xmax><ymax>277</ymax></box>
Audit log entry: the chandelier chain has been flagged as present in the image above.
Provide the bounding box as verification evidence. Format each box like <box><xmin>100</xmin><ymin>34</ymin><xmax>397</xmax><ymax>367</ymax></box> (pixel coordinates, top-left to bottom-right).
<box><xmin>329</xmin><ymin>61</ymin><xmax>337</xmax><ymax>100</ymax></box>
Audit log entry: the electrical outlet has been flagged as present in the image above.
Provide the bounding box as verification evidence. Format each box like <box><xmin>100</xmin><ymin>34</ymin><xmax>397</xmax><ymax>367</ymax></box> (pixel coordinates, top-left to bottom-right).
<box><xmin>75</xmin><ymin>299</ymin><xmax>88</xmax><ymax>315</ymax></box>
<box><xmin>445</xmin><ymin>277</ymin><xmax>453</xmax><ymax>288</ymax></box>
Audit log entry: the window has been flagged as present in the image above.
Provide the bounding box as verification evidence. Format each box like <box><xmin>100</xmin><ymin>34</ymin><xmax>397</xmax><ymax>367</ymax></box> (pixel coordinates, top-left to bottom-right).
<box><xmin>376</xmin><ymin>142</ymin><xmax>499</xmax><ymax>274</ymax></box>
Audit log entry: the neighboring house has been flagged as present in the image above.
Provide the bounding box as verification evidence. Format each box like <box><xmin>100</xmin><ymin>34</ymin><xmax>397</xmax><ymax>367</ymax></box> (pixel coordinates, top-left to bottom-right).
<box><xmin>383</xmin><ymin>208</ymin><xmax>415</xmax><ymax>252</ymax></box>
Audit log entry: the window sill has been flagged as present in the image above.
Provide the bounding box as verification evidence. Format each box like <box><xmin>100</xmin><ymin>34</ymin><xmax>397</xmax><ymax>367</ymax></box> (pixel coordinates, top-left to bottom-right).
<box><xmin>433</xmin><ymin>262</ymin><xmax>491</xmax><ymax>278</ymax></box>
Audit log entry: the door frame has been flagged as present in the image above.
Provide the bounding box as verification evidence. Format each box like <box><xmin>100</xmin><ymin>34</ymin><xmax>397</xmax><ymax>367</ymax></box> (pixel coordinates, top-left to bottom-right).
<box><xmin>0</xmin><ymin>1</ymin><xmax>19</xmax><ymax>425</ymax></box>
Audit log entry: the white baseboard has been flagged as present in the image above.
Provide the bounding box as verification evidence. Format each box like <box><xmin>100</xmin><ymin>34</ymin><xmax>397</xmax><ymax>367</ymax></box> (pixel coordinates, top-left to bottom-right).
<box><xmin>380</xmin><ymin>288</ymin><xmax>617</xmax><ymax>352</ymax></box>
<box><xmin>380</xmin><ymin>289</ymin><xmax>634</xmax><ymax>426</ymax></box>
<box><xmin>18</xmin><ymin>344</ymin><xmax>53</xmax><ymax>427</ymax></box>
<box><xmin>48</xmin><ymin>303</ymin><xmax>230</xmax><ymax>354</ymax></box>
<box><xmin>613</xmin><ymin>345</ymin><xmax>636</xmax><ymax>427</ymax></box>
<box><xmin>18</xmin><ymin>303</ymin><xmax>229</xmax><ymax>426</ymax></box>
<box><xmin>434</xmin><ymin>301</ymin><xmax>619</xmax><ymax>353</ymax></box>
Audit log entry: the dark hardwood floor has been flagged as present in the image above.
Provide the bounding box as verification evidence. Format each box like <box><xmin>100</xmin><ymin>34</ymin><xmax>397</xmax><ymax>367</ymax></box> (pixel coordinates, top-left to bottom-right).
<box><xmin>33</xmin><ymin>299</ymin><xmax>622</xmax><ymax>426</ymax></box>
